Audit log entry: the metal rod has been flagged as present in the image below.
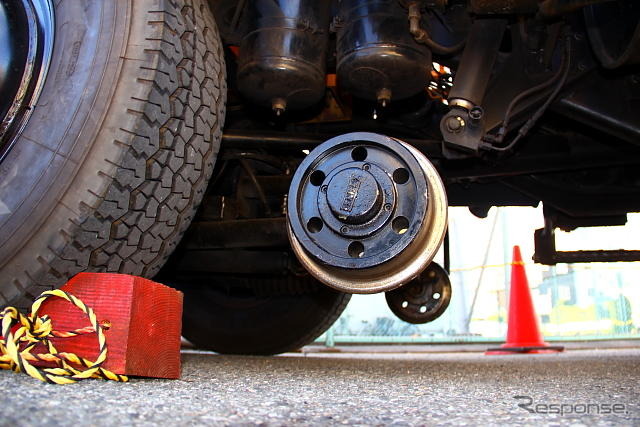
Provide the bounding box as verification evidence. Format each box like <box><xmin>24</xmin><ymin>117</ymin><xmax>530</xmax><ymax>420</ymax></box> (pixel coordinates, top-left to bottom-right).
<box><xmin>221</xmin><ymin>130</ymin><xmax>442</xmax><ymax>156</ymax></box>
<box><xmin>448</xmin><ymin>19</ymin><xmax>507</xmax><ymax>107</ymax></box>
<box><xmin>443</xmin><ymin>230</ymin><xmax>450</xmax><ymax>274</ymax></box>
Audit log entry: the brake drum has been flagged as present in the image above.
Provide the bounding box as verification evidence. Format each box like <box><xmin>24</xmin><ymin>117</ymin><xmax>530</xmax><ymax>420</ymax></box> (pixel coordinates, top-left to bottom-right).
<box><xmin>287</xmin><ymin>132</ymin><xmax>448</xmax><ymax>294</ymax></box>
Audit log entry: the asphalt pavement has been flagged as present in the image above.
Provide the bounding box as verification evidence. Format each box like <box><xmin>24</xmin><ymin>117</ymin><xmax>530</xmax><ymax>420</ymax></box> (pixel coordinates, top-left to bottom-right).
<box><xmin>0</xmin><ymin>347</ymin><xmax>638</xmax><ymax>426</ymax></box>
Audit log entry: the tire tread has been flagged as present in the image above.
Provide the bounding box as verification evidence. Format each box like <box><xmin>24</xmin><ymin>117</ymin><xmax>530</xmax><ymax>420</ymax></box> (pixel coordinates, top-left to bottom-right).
<box><xmin>3</xmin><ymin>0</ymin><xmax>225</xmax><ymax>308</ymax></box>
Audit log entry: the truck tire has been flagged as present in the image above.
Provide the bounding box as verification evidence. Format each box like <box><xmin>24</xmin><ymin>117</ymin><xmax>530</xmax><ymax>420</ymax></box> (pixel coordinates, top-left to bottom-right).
<box><xmin>0</xmin><ymin>0</ymin><xmax>226</xmax><ymax>308</ymax></box>
<box><xmin>175</xmin><ymin>276</ymin><xmax>351</xmax><ymax>355</ymax></box>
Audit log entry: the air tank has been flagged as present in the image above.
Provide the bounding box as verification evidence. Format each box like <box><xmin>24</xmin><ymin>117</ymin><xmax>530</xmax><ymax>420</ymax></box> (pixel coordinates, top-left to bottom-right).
<box><xmin>236</xmin><ymin>0</ymin><xmax>332</xmax><ymax>115</ymax></box>
<box><xmin>336</xmin><ymin>0</ymin><xmax>432</xmax><ymax>105</ymax></box>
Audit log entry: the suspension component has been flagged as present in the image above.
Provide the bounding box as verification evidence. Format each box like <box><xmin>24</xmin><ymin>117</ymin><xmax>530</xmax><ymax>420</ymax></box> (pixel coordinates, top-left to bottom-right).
<box><xmin>440</xmin><ymin>18</ymin><xmax>506</xmax><ymax>153</ymax></box>
<box><xmin>336</xmin><ymin>0</ymin><xmax>432</xmax><ymax>106</ymax></box>
<box><xmin>287</xmin><ymin>132</ymin><xmax>448</xmax><ymax>294</ymax></box>
<box><xmin>236</xmin><ymin>0</ymin><xmax>331</xmax><ymax>114</ymax></box>
<box><xmin>385</xmin><ymin>261</ymin><xmax>451</xmax><ymax>324</ymax></box>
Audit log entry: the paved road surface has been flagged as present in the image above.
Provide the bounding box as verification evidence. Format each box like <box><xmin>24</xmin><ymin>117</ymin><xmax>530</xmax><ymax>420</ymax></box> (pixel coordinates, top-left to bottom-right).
<box><xmin>0</xmin><ymin>348</ymin><xmax>638</xmax><ymax>426</ymax></box>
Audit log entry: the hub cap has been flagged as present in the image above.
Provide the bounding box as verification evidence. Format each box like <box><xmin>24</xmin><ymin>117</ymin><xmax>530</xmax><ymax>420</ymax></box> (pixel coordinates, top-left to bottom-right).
<box><xmin>287</xmin><ymin>132</ymin><xmax>448</xmax><ymax>294</ymax></box>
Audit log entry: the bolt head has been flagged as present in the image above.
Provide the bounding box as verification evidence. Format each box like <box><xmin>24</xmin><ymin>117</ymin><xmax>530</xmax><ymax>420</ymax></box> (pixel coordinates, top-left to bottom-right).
<box><xmin>446</xmin><ymin>116</ymin><xmax>465</xmax><ymax>133</ymax></box>
<box><xmin>469</xmin><ymin>106</ymin><xmax>483</xmax><ymax>121</ymax></box>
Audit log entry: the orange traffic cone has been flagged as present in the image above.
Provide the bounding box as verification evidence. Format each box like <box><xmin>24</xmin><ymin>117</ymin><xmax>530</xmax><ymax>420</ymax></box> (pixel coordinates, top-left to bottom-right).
<box><xmin>486</xmin><ymin>246</ymin><xmax>564</xmax><ymax>355</ymax></box>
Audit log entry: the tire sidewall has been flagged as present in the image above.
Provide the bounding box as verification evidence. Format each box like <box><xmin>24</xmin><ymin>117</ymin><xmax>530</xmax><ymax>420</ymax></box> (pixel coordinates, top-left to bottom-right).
<box><xmin>0</xmin><ymin>2</ymin><xmax>125</xmax><ymax>265</ymax></box>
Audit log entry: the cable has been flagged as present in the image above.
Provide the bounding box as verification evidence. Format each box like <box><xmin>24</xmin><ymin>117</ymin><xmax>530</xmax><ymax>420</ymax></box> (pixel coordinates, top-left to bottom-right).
<box><xmin>420</xmin><ymin>34</ymin><xmax>466</xmax><ymax>56</ymax></box>
<box><xmin>495</xmin><ymin>58</ymin><xmax>566</xmax><ymax>141</ymax></box>
<box><xmin>486</xmin><ymin>32</ymin><xmax>570</xmax><ymax>145</ymax></box>
<box><xmin>408</xmin><ymin>2</ymin><xmax>466</xmax><ymax>56</ymax></box>
<box><xmin>482</xmin><ymin>36</ymin><xmax>572</xmax><ymax>152</ymax></box>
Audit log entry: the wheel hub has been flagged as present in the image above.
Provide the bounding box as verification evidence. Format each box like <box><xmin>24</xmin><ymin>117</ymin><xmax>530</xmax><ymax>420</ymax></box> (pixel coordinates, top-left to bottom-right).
<box><xmin>384</xmin><ymin>261</ymin><xmax>452</xmax><ymax>324</ymax></box>
<box><xmin>287</xmin><ymin>132</ymin><xmax>448</xmax><ymax>294</ymax></box>
<box><xmin>319</xmin><ymin>161</ymin><xmax>397</xmax><ymax>243</ymax></box>
<box><xmin>326</xmin><ymin>167</ymin><xmax>381</xmax><ymax>225</ymax></box>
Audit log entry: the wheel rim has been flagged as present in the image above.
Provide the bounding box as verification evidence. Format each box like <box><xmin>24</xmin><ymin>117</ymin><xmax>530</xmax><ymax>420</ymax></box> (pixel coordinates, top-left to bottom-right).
<box><xmin>287</xmin><ymin>132</ymin><xmax>448</xmax><ymax>294</ymax></box>
<box><xmin>385</xmin><ymin>261</ymin><xmax>452</xmax><ymax>324</ymax></box>
<box><xmin>0</xmin><ymin>0</ymin><xmax>55</xmax><ymax>162</ymax></box>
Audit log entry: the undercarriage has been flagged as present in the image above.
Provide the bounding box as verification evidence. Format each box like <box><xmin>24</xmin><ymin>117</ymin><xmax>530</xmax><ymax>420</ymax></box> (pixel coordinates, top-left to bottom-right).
<box><xmin>169</xmin><ymin>0</ymin><xmax>640</xmax><ymax>306</ymax></box>
<box><xmin>1</xmin><ymin>0</ymin><xmax>639</xmax><ymax>353</ymax></box>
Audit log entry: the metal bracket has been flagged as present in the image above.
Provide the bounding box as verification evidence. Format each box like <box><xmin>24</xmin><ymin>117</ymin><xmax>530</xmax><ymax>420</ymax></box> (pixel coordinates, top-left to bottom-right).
<box><xmin>533</xmin><ymin>225</ymin><xmax>640</xmax><ymax>265</ymax></box>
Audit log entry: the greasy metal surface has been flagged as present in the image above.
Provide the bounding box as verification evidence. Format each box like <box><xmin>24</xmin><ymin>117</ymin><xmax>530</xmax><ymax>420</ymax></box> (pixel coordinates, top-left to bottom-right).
<box><xmin>440</xmin><ymin>107</ymin><xmax>486</xmax><ymax>153</ymax></box>
<box><xmin>447</xmin><ymin>18</ymin><xmax>507</xmax><ymax>107</ymax></box>
<box><xmin>385</xmin><ymin>261</ymin><xmax>452</xmax><ymax>324</ymax></box>
<box><xmin>288</xmin><ymin>132</ymin><xmax>429</xmax><ymax>270</ymax></box>
<box><xmin>554</xmin><ymin>85</ymin><xmax>640</xmax><ymax>146</ymax></box>
<box><xmin>534</xmin><ymin>226</ymin><xmax>640</xmax><ymax>265</ymax></box>
<box><xmin>183</xmin><ymin>218</ymin><xmax>288</xmax><ymax>249</ymax></box>
<box><xmin>441</xmin><ymin>18</ymin><xmax>506</xmax><ymax>153</ymax></box>
<box><xmin>220</xmin><ymin>130</ymin><xmax>443</xmax><ymax>157</ymax></box>
<box><xmin>288</xmin><ymin>132</ymin><xmax>447</xmax><ymax>294</ymax></box>
<box><xmin>336</xmin><ymin>0</ymin><xmax>431</xmax><ymax>103</ymax></box>
<box><xmin>470</xmin><ymin>0</ymin><xmax>538</xmax><ymax>14</ymax></box>
<box><xmin>236</xmin><ymin>0</ymin><xmax>331</xmax><ymax>111</ymax></box>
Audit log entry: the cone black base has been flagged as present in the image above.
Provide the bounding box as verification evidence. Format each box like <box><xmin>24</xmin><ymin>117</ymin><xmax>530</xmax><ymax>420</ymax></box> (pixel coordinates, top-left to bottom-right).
<box><xmin>485</xmin><ymin>345</ymin><xmax>564</xmax><ymax>355</ymax></box>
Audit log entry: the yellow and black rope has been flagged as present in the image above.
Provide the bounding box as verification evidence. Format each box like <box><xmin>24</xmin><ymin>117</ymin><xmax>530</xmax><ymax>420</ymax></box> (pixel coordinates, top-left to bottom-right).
<box><xmin>0</xmin><ymin>289</ymin><xmax>127</xmax><ymax>384</ymax></box>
